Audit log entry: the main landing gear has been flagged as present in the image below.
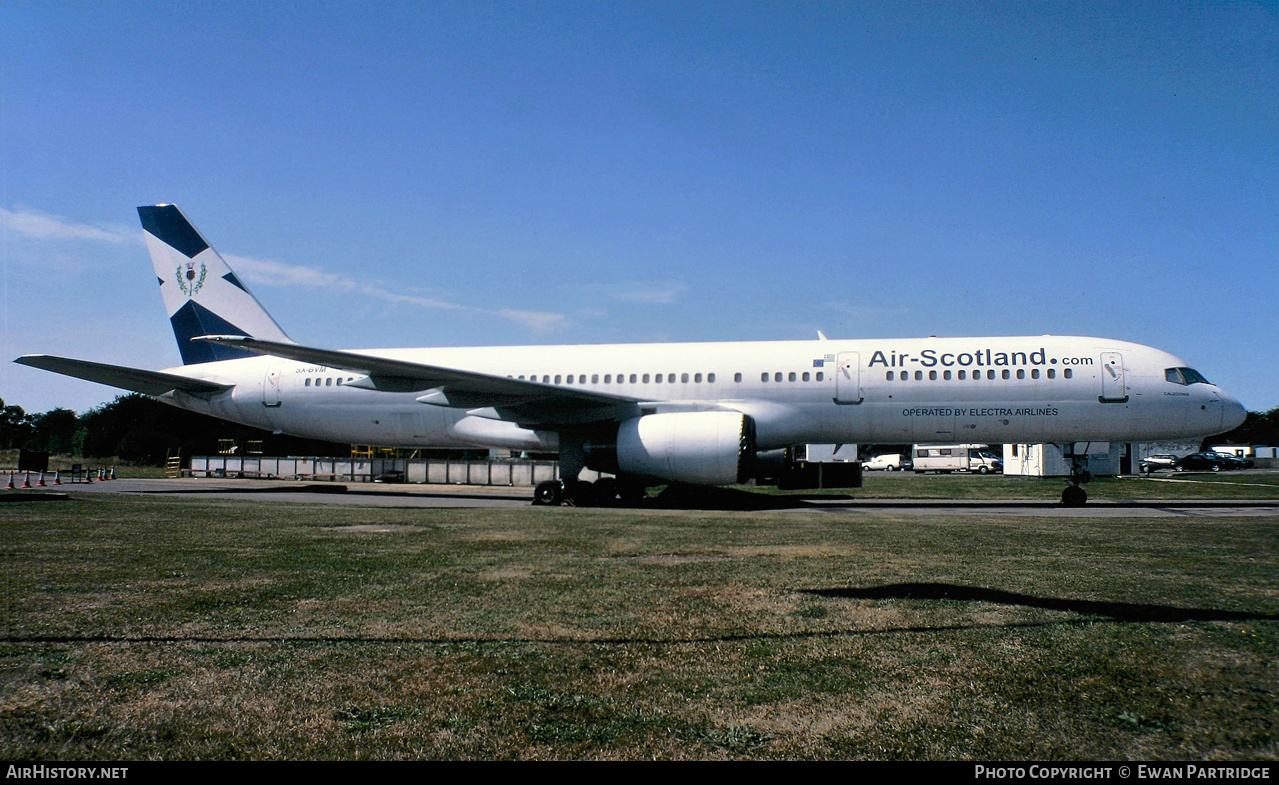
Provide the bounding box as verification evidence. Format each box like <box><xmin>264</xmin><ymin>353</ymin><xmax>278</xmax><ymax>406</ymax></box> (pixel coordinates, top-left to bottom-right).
<box><xmin>531</xmin><ymin>477</ymin><xmax>648</xmax><ymax>507</ymax></box>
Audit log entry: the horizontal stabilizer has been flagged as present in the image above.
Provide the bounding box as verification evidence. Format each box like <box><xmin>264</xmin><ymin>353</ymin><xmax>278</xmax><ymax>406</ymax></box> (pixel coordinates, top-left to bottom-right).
<box><xmin>14</xmin><ymin>355</ymin><xmax>233</xmax><ymax>397</ymax></box>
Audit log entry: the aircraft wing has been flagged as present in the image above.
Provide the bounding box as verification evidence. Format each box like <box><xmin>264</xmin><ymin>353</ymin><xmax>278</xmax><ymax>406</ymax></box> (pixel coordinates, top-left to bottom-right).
<box><xmin>14</xmin><ymin>355</ymin><xmax>233</xmax><ymax>397</ymax></box>
<box><xmin>194</xmin><ymin>335</ymin><xmax>642</xmax><ymax>427</ymax></box>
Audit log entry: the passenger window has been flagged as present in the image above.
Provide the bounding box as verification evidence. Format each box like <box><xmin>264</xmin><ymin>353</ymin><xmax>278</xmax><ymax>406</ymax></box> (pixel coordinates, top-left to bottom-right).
<box><xmin>943</xmin><ymin>370</ymin><xmax>952</xmax><ymax>380</ymax></box>
<box><xmin>929</xmin><ymin>371</ymin><xmax>937</xmax><ymax>381</ymax></box>
<box><xmin>1001</xmin><ymin>370</ymin><xmax>1010</xmax><ymax>380</ymax></box>
<box><xmin>326</xmin><ymin>378</ymin><xmax>332</xmax><ymax>386</ymax></box>
<box><xmin>1016</xmin><ymin>369</ymin><xmax>1025</xmax><ymax>380</ymax></box>
<box><xmin>1047</xmin><ymin>369</ymin><xmax>1056</xmax><ymax>379</ymax></box>
<box><xmin>603</xmin><ymin>374</ymin><xmax>610</xmax><ymax>384</ymax></box>
<box><xmin>1064</xmin><ymin>369</ymin><xmax>1073</xmax><ymax>379</ymax></box>
<box><xmin>761</xmin><ymin>372</ymin><xmax>769</xmax><ymax>382</ymax></box>
<box><xmin>630</xmin><ymin>374</ymin><xmax>638</xmax><ymax>383</ymax></box>
<box><xmin>682</xmin><ymin>373</ymin><xmax>689</xmax><ymax>383</ymax></box>
<box><xmin>708</xmin><ymin>373</ymin><xmax>716</xmax><ymax>383</ymax></box>
<box><xmin>642</xmin><ymin>374</ymin><xmax>650</xmax><ymax>383</ymax></box>
<box><xmin>803</xmin><ymin>372</ymin><xmax>810</xmax><ymax>382</ymax></box>
<box><xmin>592</xmin><ymin>374</ymin><xmax>599</xmax><ymax>384</ymax></box>
<box><xmin>1031</xmin><ymin>369</ymin><xmax>1040</xmax><ymax>379</ymax></box>
<box><xmin>555</xmin><ymin>375</ymin><xmax>562</xmax><ymax>384</ymax></box>
<box><xmin>958</xmin><ymin>371</ymin><xmax>966</xmax><ymax>380</ymax></box>
<box><xmin>788</xmin><ymin>372</ymin><xmax>797</xmax><ymax>382</ymax></box>
<box><xmin>694</xmin><ymin>373</ymin><xmax>703</xmax><ymax>383</ymax></box>
<box><xmin>987</xmin><ymin>370</ymin><xmax>996</xmax><ymax>380</ymax></box>
<box><xmin>735</xmin><ymin>373</ymin><xmax>742</xmax><ymax>382</ymax></box>
<box><xmin>815</xmin><ymin>372</ymin><xmax>822</xmax><ymax>381</ymax></box>
<box><xmin>886</xmin><ymin>371</ymin><xmax>894</xmax><ymax>381</ymax></box>
<box><xmin>304</xmin><ymin>378</ymin><xmax>311</xmax><ymax>387</ymax></box>
<box><xmin>914</xmin><ymin>371</ymin><xmax>923</xmax><ymax>381</ymax></box>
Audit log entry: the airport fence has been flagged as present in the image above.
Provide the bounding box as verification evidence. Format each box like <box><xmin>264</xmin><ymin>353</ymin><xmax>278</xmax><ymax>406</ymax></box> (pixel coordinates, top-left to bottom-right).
<box><xmin>187</xmin><ymin>455</ymin><xmax>566</xmax><ymax>486</ymax></box>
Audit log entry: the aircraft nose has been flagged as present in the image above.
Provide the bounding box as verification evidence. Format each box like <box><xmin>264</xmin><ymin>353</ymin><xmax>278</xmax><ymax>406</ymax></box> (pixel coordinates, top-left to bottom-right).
<box><xmin>1220</xmin><ymin>392</ymin><xmax>1247</xmax><ymax>432</ymax></box>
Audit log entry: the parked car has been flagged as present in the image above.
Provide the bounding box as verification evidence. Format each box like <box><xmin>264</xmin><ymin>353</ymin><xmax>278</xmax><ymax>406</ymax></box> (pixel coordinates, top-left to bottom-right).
<box><xmin>1139</xmin><ymin>454</ymin><xmax>1179</xmax><ymax>473</ymax></box>
<box><xmin>1174</xmin><ymin>452</ymin><xmax>1231</xmax><ymax>472</ymax></box>
<box><xmin>1213</xmin><ymin>453</ymin><xmax>1254</xmax><ymax>470</ymax></box>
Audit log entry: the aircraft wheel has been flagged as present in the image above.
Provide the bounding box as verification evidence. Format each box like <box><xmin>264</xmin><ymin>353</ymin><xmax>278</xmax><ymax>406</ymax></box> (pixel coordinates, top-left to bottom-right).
<box><xmin>533</xmin><ymin>480</ymin><xmax>562</xmax><ymax>506</ymax></box>
<box><xmin>565</xmin><ymin>479</ymin><xmax>596</xmax><ymax>507</ymax></box>
<box><xmin>617</xmin><ymin>478</ymin><xmax>648</xmax><ymax>506</ymax></box>
<box><xmin>593</xmin><ymin>477</ymin><xmax>619</xmax><ymax>506</ymax></box>
<box><xmin>1061</xmin><ymin>485</ymin><xmax>1087</xmax><ymax>507</ymax></box>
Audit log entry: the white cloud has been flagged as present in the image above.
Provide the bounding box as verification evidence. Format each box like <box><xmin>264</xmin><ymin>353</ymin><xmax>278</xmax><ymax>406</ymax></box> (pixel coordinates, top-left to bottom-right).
<box><xmin>224</xmin><ymin>253</ymin><xmax>356</xmax><ymax>292</ymax></box>
<box><xmin>225</xmin><ymin>253</ymin><xmax>567</xmax><ymax>333</ymax></box>
<box><xmin>614</xmin><ymin>280</ymin><xmax>688</xmax><ymax>304</ymax></box>
<box><xmin>0</xmin><ymin>205</ymin><xmax>569</xmax><ymax>334</ymax></box>
<box><xmin>0</xmin><ymin>207</ymin><xmax>133</xmax><ymax>244</ymax></box>
<box><xmin>494</xmin><ymin>308</ymin><xmax>569</xmax><ymax>333</ymax></box>
<box><xmin>582</xmin><ymin>279</ymin><xmax>689</xmax><ymax>305</ymax></box>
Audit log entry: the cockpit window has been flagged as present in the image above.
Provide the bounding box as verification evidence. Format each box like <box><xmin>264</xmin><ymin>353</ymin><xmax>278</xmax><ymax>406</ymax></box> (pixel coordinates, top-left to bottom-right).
<box><xmin>1165</xmin><ymin>367</ymin><xmax>1211</xmax><ymax>386</ymax></box>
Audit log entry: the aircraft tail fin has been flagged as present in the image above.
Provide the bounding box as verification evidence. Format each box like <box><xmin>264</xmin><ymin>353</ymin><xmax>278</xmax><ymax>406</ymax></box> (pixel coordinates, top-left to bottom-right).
<box><xmin>138</xmin><ymin>204</ymin><xmax>293</xmax><ymax>365</ymax></box>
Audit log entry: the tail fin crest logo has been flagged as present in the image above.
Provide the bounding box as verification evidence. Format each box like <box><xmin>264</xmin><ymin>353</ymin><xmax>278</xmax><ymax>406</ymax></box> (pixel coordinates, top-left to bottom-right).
<box><xmin>176</xmin><ymin>260</ymin><xmax>207</xmax><ymax>297</ymax></box>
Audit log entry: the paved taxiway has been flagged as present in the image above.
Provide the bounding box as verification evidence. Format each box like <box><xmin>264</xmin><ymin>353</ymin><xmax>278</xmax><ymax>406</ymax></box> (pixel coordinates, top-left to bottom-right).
<box><xmin>8</xmin><ymin>477</ymin><xmax>1278</xmax><ymax>517</ymax></box>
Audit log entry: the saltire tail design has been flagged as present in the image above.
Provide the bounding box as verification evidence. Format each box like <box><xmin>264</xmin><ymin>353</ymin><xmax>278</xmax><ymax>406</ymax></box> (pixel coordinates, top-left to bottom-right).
<box><xmin>138</xmin><ymin>204</ymin><xmax>293</xmax><ymax>365</ymax></box>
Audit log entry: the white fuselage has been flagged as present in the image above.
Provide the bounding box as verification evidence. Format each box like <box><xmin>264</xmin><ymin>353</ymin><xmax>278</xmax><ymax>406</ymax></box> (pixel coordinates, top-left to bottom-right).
<box><xmin>158</xmin><ymin>335</ymin><xmax>1244</xmax><ymax>451</ymax></box>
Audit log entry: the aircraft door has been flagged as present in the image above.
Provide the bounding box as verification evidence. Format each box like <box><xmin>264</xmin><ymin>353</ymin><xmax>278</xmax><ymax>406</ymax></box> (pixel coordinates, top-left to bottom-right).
<box><xmin>263</xmin><ymin>363</ymin><xmax>283</xmax><ymax>408</ymax></box>
<box><xmin>834</xmin><ymin>352</ymin><xmax>862</xmax><ymax>404</ymax></box>
<box><xmin>1099</xmin><ymin>352</ymin><xmax>1127</xmax><ymax>402</ymax></box>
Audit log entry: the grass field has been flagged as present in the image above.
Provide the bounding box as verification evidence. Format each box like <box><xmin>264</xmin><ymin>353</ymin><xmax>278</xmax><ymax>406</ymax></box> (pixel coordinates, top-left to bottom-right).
<box><xmin>1</xmin><ymin>489</ymin><xmax>1276</xmax><ymax>760</ymax></box>
<box><xmin>771</xmin><ymin>470</ymin><xmax>1279</xmax><ymax>501</ymax></box>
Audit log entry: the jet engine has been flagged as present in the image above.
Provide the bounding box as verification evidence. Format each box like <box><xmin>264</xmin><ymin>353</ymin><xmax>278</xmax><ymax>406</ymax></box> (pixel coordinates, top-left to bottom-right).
<box><xmin>584</xmin><ymin>411</ymin><xmax>756</xmax><ymax>486</ymax></box>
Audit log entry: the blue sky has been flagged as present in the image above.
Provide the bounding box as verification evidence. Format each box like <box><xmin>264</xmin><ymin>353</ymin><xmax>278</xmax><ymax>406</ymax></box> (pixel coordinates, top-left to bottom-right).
<box><xmin>3</xmin><ymin>1</ymin><xmax>1277</xmax><ymax>414</ymax></box>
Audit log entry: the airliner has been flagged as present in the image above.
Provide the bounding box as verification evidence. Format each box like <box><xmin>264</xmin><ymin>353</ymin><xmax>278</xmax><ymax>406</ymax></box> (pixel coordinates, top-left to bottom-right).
<box><xmin>15</xmin><ymin>204</ymin><xmax>1246</xmax><ymax>506</ymax></box>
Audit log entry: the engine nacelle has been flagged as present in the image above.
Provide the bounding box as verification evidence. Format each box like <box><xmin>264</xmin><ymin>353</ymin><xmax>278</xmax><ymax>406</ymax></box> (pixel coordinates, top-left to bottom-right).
<box><xmin>586</xmin><ymin>411</ymin><xmax>756</xmax><ymax>486</ymax></box>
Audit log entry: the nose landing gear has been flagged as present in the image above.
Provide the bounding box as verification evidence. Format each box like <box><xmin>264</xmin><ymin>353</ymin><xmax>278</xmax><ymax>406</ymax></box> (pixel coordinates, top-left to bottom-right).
<box><xmin>1061</xmin><ymin>483</ymin><xmax>1088</xmax><ymax>507</ymax></box>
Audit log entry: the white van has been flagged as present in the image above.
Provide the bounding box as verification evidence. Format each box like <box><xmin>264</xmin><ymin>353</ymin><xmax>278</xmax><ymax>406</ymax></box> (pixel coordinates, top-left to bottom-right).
<box><xmin>912</xmin><ymin>444</ymin><xmax>1002</xmax><ymax>474</ymax></box>
<box><xmin>863</xmin><ymin>453</ymin><xmax>908</xmax><ymax>471</ymax></box>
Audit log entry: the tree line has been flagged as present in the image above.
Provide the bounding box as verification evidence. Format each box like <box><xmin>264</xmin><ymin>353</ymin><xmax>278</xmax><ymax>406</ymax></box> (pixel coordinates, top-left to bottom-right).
<box><xmin>3</xmin><ymin>394</ymin><xmax>1276</xmax><ymax>466</ymax></box>
<box><xmin>1</xmin><ymin>394</ymin><xmax>349</xmax><ymax>464</ymax></box>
